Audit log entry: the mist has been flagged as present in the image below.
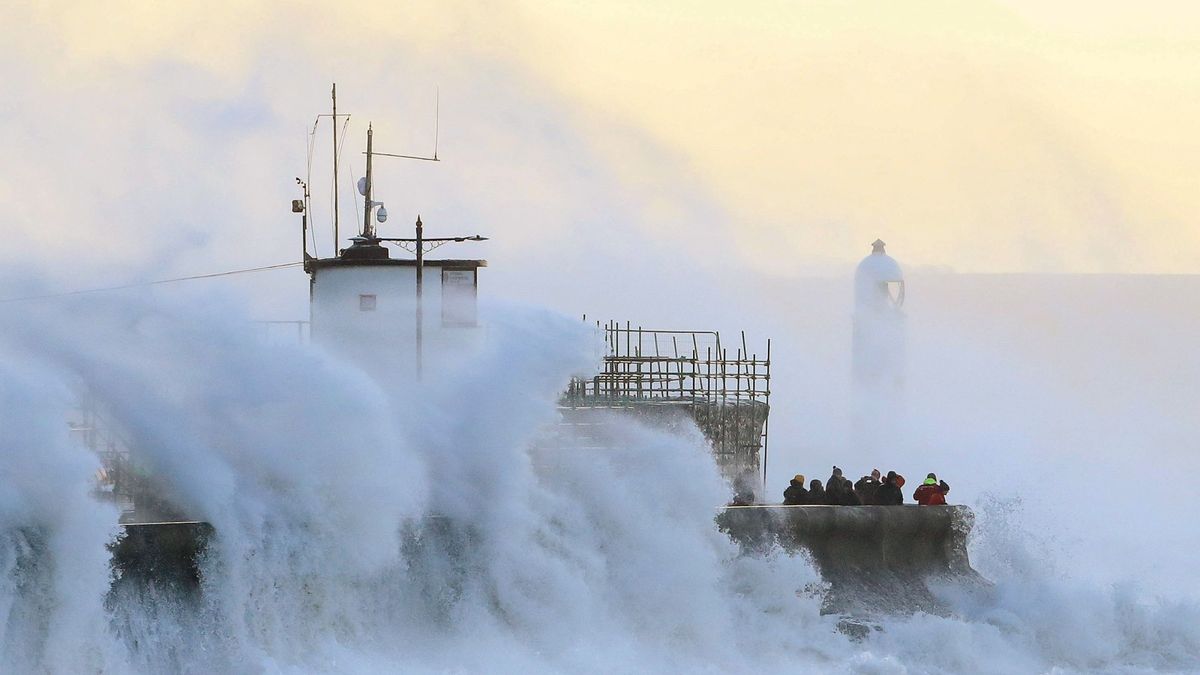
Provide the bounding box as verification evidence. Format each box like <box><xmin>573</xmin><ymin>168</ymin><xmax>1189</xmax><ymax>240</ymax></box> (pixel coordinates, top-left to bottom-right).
<box><xmin>0</xmin><ymin>292</ymin><xmax>836</xmax><ymax>671</ymax></box>
<box><xmin>2</xmin><ymin>2</ymin><xmax>1199</xmax><ymax>671</ymax></box>
<box><xmin>0</xmin><ymin>276</ymin><xmax>1196</xmax><ymax>672</ymax></box>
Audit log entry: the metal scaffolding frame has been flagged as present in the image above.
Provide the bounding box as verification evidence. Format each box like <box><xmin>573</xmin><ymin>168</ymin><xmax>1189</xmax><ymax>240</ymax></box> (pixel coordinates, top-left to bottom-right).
<box><xmin>562</xmin><ymin>320</ymin><xmax>772</xmax><ymax>489</ymax></box>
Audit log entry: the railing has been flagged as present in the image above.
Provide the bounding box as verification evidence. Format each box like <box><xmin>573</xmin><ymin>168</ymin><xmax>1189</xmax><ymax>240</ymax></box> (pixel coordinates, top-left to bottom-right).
<box><xmin>255</xmin><ymin>320</ymin><xmax>310</xmax><ymax>345</ymax></box>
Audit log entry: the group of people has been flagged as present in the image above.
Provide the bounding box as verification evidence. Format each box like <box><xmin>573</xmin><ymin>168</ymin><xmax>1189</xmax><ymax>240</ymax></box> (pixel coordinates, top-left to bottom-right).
<box><xmin>782</xmin><ymin>467</ymin><xmax>951</xmax><ymax>506</ymax></box>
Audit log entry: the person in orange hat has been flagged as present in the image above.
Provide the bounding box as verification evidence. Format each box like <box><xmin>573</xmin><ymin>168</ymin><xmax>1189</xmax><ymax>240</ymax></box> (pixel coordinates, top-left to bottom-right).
<box><xmin>782</xmin><ymin>474</ymin><xmax>808</xmax><ymax>505</ymax></box>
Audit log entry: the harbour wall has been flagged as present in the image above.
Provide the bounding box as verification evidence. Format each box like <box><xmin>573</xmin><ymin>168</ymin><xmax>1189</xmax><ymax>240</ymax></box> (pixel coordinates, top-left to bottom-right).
<box><xmin>717</xmin><ymin>505</ymin><xmax>987</xmax><ymax>616</ymax></box>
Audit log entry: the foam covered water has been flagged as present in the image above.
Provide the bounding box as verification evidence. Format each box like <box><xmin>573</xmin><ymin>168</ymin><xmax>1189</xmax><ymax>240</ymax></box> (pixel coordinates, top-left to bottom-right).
<box><xmin>0</xmin><ymin>293</ymin><xmax>1196</xmax><ymax>673</ymax></box>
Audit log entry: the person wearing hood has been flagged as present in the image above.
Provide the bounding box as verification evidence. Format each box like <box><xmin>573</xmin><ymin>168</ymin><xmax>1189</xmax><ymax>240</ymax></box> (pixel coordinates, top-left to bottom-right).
<box><xmin>807</xmin><ymin>478</ymin><xmax>826</xmax><ymax>504</ymax></box>
<box><xmin>837</xmin><ymin>480</ymin><xmax>863</xmax><ymax>505</ymax></box>
<box><xmin>854</xmin><ymin>469</ymin><xmax>882</xmax><ymax>505</ymax></box>
<box><xmin>913</xmin><ymin>473</ymin><xmax>950</xmax><ymax>505</ymax></box>
<box><xmin>876</xmin><ymin>470</ymin><xmax>905</xmax><ymax>505</ymax></box>
<box><xmin>783</xmin><ymin>474</ymin><xmax>809</xmax><ymax>505</ymax></box>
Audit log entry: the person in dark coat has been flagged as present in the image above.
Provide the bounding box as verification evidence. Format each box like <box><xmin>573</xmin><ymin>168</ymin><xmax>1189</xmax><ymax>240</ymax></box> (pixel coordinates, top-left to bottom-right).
<box><xmin>839</xmin><ymin>483</ymin><xmax>862</xmax><ymax>506</ymax></box>
<box><xmin>823</xmin><ymin>470</ymin><xmax>862</xmax><ymax>505</ymax></box>
<box><xmin>823</xmin><ymin>473</ymin><xmax>843</xmax><ymax>505</ymax></box>
<box><xmin>913</xmin><ymin>473</ymin><xmax>950</xmax><ymax>505</ymax></box>
<box><xmin>855</xmin><ymin>469</ymin><xmax>882</xmax><ymax>505</ymax></box>
<box><xmin>808</xmin><ymin>479</ymin><xmax>826</xmax><ymax>504</ymax></box>
<box><xmin>876</xmin><ymin>470</ymin><xmax>905</xmax><ymax>505</ymax></box>
<box><xmin>783</xmin><ymin>474</ymin><xmax>808</xmax><ymax>505</ymax></box>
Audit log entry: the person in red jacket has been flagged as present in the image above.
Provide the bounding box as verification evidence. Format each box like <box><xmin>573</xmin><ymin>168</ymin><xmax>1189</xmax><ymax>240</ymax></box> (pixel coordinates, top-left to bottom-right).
<box><xmin>913</xmin><ymin>473</ymin><xmax>950</xmax><ymax>505</ymax></box>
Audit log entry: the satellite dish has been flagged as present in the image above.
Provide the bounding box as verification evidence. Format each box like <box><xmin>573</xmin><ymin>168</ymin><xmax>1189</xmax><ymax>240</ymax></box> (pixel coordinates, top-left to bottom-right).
<box><xmin>357</xmin><ymin>177</ymin><xmax>368</xmax><ymax>196</ymax></box>
<box><xmin>376</xmin><ymin>206</ymin><xmax>388</xmax><ymax>223</ymax></box>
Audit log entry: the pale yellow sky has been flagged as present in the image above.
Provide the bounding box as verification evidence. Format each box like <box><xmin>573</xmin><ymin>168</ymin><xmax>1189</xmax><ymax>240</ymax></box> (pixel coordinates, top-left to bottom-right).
<box><xmin>3</xmin><ymin>1</ymin><xmax>1199</xmax><ymax>276</ymax></box>
<box><xmin>505</xmin><ymin>1</ymin><xmax>1200</xmax><ymax>273</ymax></box>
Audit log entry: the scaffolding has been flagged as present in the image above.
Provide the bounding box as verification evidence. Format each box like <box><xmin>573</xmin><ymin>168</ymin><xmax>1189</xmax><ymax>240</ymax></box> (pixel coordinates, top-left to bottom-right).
<box><xmin>70</xmin><ymin>393</ymin><xmax>139</xmax><ymax>520</ymax></box>
<box><xmin>562</xmin><ymin>320</ymin><xmax>771</xmax><ymax>491</ymax></box>
<box><xmin>71</xmin><ymin>390</ymin><xmax>195</xmax><ymax>523</ymax></box>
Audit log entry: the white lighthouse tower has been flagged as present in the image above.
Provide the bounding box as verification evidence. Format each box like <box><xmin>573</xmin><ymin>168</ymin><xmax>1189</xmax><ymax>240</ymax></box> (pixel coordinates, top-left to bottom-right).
<box><xmin>851</xmin><ymin>239</ymin><xmax>906</xmax><ymax>460</ymax></box>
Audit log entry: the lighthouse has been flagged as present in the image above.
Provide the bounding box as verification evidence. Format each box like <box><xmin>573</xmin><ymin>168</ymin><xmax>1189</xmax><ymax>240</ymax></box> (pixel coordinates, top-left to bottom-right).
<box><xmin>851</xmin><ymin>239</ymin><xmax>906</xmax><ymax>460</ymax></box>
<box><xmin>853</xmin><ymin>239</ymin><xmax>905</xmax><ymax>388</ymax></box>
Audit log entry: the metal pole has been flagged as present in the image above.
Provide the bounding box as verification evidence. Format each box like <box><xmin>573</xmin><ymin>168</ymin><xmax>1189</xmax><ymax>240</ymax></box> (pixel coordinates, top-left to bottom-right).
<box><xmin>415</xmin><ymin>214</ymin><xmax>424</xmax><ymax>380</ymax></box>
<box><xmin>302</xmin><ymin>179</ymin><xmax>312</xmax><ymax>261</ymax></box>
<box><xmin>332</xmin><ymin>83</ymin><xmax>340</xmax><ymax>251</ymax></box>
<box><xmin>762</xmin><ymin>338</ymin><xmax>772</xmax><ymax>495</ymax></box>
<box><xmin>362</xmin><ymin>124</ymin><xmax>373</xmax><ymax>239</ymax></box>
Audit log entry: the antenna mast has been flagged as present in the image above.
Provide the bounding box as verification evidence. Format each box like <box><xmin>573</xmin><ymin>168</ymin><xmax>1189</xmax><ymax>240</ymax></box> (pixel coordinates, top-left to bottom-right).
<box><xmin>332</xmin><ymin>83</ymin><xmax>340</xmax><ymax>251</ymax></box>
<box><xmin>362</xmin><ymin>124</ymin><xmax>374</xmax><ymax>239</ymax></box>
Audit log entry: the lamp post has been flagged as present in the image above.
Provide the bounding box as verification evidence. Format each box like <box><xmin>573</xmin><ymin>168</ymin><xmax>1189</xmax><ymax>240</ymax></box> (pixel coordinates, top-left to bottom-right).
<box><xmin>355</xmin><ymin>124</ymin><xmax>486</xmax><ymax>380</ymax></box>
<box><xmin>378</xmin><ymin>225</ymin><xmax>487</xmax><ymax>380</ymax></box>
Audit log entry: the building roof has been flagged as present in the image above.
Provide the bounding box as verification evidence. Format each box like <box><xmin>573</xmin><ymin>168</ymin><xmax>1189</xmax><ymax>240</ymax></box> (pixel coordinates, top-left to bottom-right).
<box><xmin>306</xmin><ymin>257</ymin><xmax>488</xmax><ymax>274</ymax></box>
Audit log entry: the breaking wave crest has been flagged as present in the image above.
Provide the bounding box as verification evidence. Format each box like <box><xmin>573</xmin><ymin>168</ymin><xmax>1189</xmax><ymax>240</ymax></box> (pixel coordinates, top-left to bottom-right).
<box><xmin>0</xmin><ymin>295</ymin><xmax>1196</xmax><ymax>673</ymax></box>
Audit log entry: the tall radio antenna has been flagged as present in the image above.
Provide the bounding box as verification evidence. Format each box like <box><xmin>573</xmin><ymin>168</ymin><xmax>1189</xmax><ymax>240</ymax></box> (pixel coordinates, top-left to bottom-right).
<box><xmin>332</xmin><ymin>83</ymin><xmax>339</xmax><ymax>250</ymax></box>
<box><xmin>331</xmin><ymin>84</ymin><xmax>340</xmax><ymax>249</ymax></box>
<box><xmin>314</xmin><ymin>83</ymin><xmax>351</xmax><ymax>254</ymax></box>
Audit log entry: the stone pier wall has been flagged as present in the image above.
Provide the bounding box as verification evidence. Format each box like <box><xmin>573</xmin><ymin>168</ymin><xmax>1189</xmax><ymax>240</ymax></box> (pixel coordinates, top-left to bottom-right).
<box><xmin>718</xmin><ymin>505</ymin><xmax>987</xmax><ymax>616</ymax></box>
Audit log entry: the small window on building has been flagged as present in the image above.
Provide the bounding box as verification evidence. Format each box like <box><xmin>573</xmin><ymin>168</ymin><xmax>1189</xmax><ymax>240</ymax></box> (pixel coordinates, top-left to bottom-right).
<box><xmin>359</xmin><ymin>294</ymin><xmax>377</xmax><ymax>311</ymax></box>
<box><xmin>442</xmin><ymin>268</ymin><xmax>477</xmax><ymax>327</ymax></box>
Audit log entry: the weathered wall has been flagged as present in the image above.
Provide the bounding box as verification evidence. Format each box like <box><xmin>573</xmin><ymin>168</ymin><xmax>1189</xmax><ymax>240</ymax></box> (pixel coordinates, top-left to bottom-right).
<box><xmin>717</xmin><ymin>505</ymin><xmax>986</xmax><ymax>617</ymax></box>
<box><xmin>108</xmin><ymin>506</ymin><xmax>984</xmax><ymax>620</ymax></box>
<box><xmin>111</xmin><ymin>522</ymin><xmax>211</xmax><ymax>589</ymax></box>
<box><xmin>309</xmin><ymin>262</ymin><xmax>483</xmax><ymax>376</ymax></box>
<box><xmin>557</xmin><ymin>402</ymin><xmax>768</xmax><ymax>492</ymax></box>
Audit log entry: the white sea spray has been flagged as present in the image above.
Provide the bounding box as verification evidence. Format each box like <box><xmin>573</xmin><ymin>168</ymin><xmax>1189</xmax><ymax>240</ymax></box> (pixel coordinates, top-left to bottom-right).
<box><xmin>0</xmin><ymin>292</ymin><xmax>1194</xmax><ymax>673</ymax></box>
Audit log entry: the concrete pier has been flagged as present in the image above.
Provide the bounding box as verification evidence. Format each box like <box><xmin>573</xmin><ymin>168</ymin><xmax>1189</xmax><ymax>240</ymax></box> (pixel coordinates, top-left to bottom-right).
<box><xmin>106</xmin><ymin>505</ymin><xmax>987</xmax><ymax>620</ymax></box>
<box><xmin>111</xmin><ymin>521</ymin><xmax>212</xmax><ymax>588</ymax></box>
<box><xmin>718</xmin><ymin>505</ymin><xmax>987</xmax><ymax>616</ymax></box>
